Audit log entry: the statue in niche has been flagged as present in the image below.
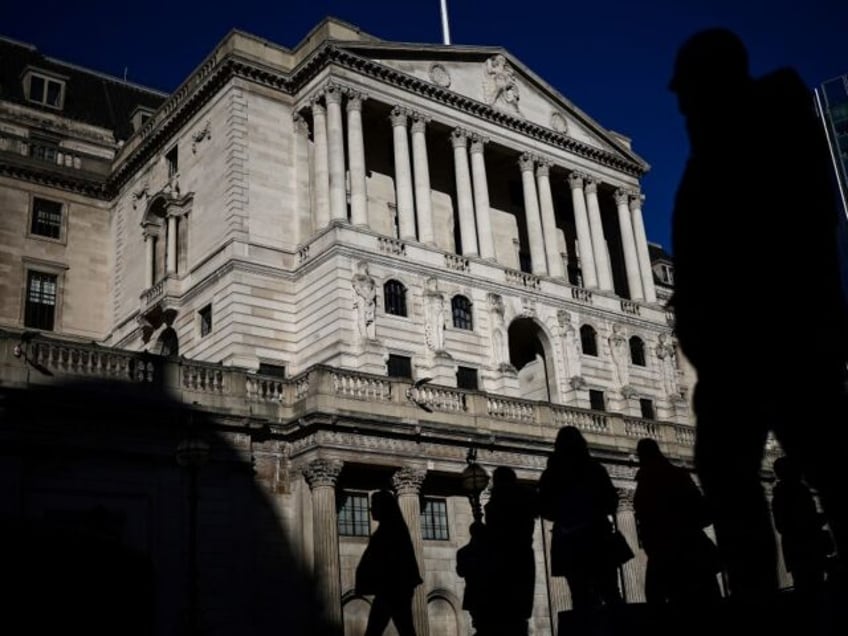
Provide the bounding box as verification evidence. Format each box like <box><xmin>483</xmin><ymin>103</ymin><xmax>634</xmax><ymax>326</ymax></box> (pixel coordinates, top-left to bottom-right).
<box><xmin>489</xmin><ymin>293</ymin><xmax>512</xmax><ymax>369</ymax></box>
<box><xmin>483</xmin><ymin>54</ymin><xmax>520</xmax><ymax>114</ymax></box>
<box><xmin>352</xmin><ymin>261</ymin><xmax>377</xmax><ymax>341</ymax></box>
<box><xmin>424</xmin><ymin>277</ymin><xmax>446</xmax><ymax>352</ymax></box>
<box><xmin>656</xmin><ymin>333</ymin><xmax>680</xmax><ymax>398</ymax></box>
<box><xmin>608</xmin><ymin>323</ymin><xmax>631</xmax><ymax>392</ymax></box>
<box><xmin>557</xmin><ymin>310</ymin><xmax>583</xmax><ymax>384</ymax></box>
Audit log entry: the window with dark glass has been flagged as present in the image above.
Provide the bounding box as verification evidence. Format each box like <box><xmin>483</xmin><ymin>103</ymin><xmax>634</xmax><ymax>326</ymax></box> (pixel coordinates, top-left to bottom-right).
<box><xmin>387</xmin><ymin>354</ymin><xmax>412</xmax><ymax>379</ymax></box>
<box><xmin>24</xmin><ymin>271</ymin><xmax>57</xmax><ymax>331</ymax></box>
<box><xmin>28</xmin><ymin>73</ymin><xmax>64</xmax><ymax>108</ymax></box>
<box><xmin>640</xmin><ymin>398</ymin><xmax>655</xmax><ymax>420</ymax></box>
<box><xmin>384</xmin><ymin>280</ymin><xmax>407</xmax><ymax>317</ymax></box>
<box><xmin>338</xmin><ymin>491</ymin><xmax>370</xmax><ymax>537</ymax></box>
<box><xmin>199</xmin><ymin>304</ymin><xmax>212</xmax><ymax>337</ymax></box>
<box><xmin>31</xmin><ymin>197</ymin><xmax>63</xmax><ymax>239</ymax></box>
<box><xmin>580</xmin><ymin>325</ymin><xmax>598</xmax><ymax>356</ymax></box>
<box><xmin>166</xmin><ymin>146</ymin><xmax>179</xmax><ymax>178</ymax></box>
<box><xmin>258</xmin><ymin>363</ymin><xmax>286</xmax><ymax>378</ymax></box>
<box><xmin>421</xmin><ymin>498</ymin><xmax>449</xmax><ymax>540</ymax></box>
<box><xmin>456</xmin><ymin>366</ymin><xmax>478</xmax><ymax>391</ymax></box>
<box><xmin>589</xmin><ymin>389</ymin><xmax>605</xmax><ymax>412</ymax></box>
<box><xmin>629</xmin><ymin>336</ymin><xmax>646</xmax><ymax>367</ymax></box>
<box><xmin>451</xmin><ymin>295</ymin><xmax>473</xmax><ymax>330</ymax></box>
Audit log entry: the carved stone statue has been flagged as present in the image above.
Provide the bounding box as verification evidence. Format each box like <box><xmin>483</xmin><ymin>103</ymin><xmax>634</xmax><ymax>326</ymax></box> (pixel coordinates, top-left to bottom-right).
<box><xmin>352</xmin><ymin>261</ymin><xmax>377</xmax><ymax>341</ymax></box>
<box><xmin>656</xmin><ymin>333</ymin><xmax>679</xmax><ymax>398</ymax></box>
<box><xmin>608</xmin><ymin>323</ymin><xmax>631</xmax><ymax>391</ymax></box>
<box><xmin>483</xmin><ymin>54</ymin><xmax>520</xmax><ymax>114</ymax></box>
<box><xmin>557</xmin><ymin>310</ymin><xmax>583</xmax><ymax>383</ymax></box>
<box><xmin>424</xmin><ymin>277</ymin><xmax>446</xmax><ymax>352</ymax></box>
<box><xmin>489</xmin><ymin>293</ymin><xmax>511</xmax><ymax>368</ymax></box>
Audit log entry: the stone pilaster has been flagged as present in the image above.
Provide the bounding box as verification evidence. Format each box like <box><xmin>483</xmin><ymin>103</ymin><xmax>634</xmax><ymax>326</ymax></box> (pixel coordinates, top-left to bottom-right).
<box><xmin>392</xmin><ymin>467</ymin><xmax>430</xmax><ymax>636</ymax></box>
<box><xmin>536</xmin><ymin>162</ymin><xmax>564</xmax><ymax>278</ymax></box>
<box><xmin>391</xmin><ymin>107</ymin><xmax>417</xmax><ymax>240</ymax></box>
<box><xmin>616</xmin><ymin>488</ymin><xmax>646</xmax><ymax>603</ymax></box>
<box><xmin>568</xmin><ymin>172</ymin><xmax>597</xmax><ymax>289</ymax></box>
<box><xmin>518</xmin><ymin>153</ymin><xmax>547</xmax><ymax>276</ymax></box>
<box><xmin>144</xmin><ymin>232</ymin><xmax>155</xmax><ymax>288</ymax></box>
<box><xmin>302</xmin><ymin>458</ymin><xmax>344</xmax><ymax>628</ymax></box>
<box><xmin>584</xmin><ymin>178</ymin><xmax>613</xmax><ymax>291</ymax></box>
<box><xmin>346</xmin><ymin>92</ymin><xmax>368</xmax><ymax>227</ymax></box>
<box><xmin>451</xmin><ymin>129</ymin><xmax>478</xmax><ymax>256</ymax></box>
<box><xmin>629</xmin><ymin>194</ymin><xmax>658</xmax><ymax>303</ymax></box>
<box><xmin>292</xmin><ymin>113</ymin><xmax>311</xmax><ymax>244</ymax></box>
<box><xmin>410</xmin><ymin>116</ymin><xmax>435</xmax><ymax>244</ymax></box>
<box><xmin>469</xmin><ymin>135</ymin><xmax>495</xmax><ymax>260</ymax></box>
<box><xmin>614</xmin><ymin>189</ymin><xmax>644</xmax><ymax>301</ymax></box>
<box><xmin>325</xmin><ymin>85</ymin><xmax>347</xmax><ymax>222</ymax></box>
<box><xmin>310</xmin><ymin>99</ymin><xmax>330</xmax><ymax>229</ymax></box>
<box><xmin>166</xmin><ymin>215</ymin><xmax>177</xmax><ymax>274</ymax></box>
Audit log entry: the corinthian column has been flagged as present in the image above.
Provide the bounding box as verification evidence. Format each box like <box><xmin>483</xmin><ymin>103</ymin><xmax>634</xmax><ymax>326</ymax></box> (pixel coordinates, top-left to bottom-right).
<box><xmin>615</xmin><ymin>189</ymin><xmax>644</xmax><ymax>301</ymax></box>
<box><xmin>568</xmin><ymin>172</ymin><xmax>597</xmax><ymax>288</ymax></box>
<box><xmin>630</xmin><ymin>194</ymin><xmax>658</xmax><ymax>304</ymax></box>
<box><xmin>451</xmin><ymin>129</ymin><xmax>478</xmax><ymax>256</ymax></box>
<box><xmin>311</xmin><ymin>99</ymin><xmax>330</xmax><ymax>229</ymax></box>
<box><xmin>616</xmin><ymin>488</ymin><xmax>647</xmax><ymax>603</ymax></box>
<box><xmin>302</xmin><ymin>458</ymin><xmax>344</xmax><ymax>628</ymax></box>
<box><xmin>325</xmin><ymin>85</ymin><xmax>347</xmax><ymax>222</ymax></box>
<box><xmin>536</xmin><ymin>162</ymin><xmax>564</xmax><ymax>278</ymax></box>
<box><xmin>411</xmin><ymin>116</ymin><xmax>435</xmax><ymax>244</ymax></box>
<box><xmin>469</xmin><ymin>136</ymin><xmax>495</xmax><ymax>260</ymax></box>
<box><xmin>346</xmin><ymin>91</ymin><xmax>368</xmax><ymax>226</ymax></box>
<box><xmin>519</xmin><ymin>153</ymin><xmax>547</xmax><ymax>275</ymax></box>
<box><xmin>392</xmin><ymin>467</ymin><xmax>430</xmax><ymax>636</ymax></box>
<box><xmin>391</xmin><ymin>107</ymin><xmax>417</xmax><ymax>240</ymax></box>
<box><xmin>585</xmin><ymin>178</ymin><xmax>613</xmax><ymax>291</ymax></box>
<box><xmin>166</xmin><ymin>215</ymin><xmax>177</xmax><ymax>274</ymax></box>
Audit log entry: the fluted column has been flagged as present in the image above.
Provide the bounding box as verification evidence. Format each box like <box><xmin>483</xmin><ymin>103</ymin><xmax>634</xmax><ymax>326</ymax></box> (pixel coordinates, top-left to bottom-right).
<box><xmin>166</xmin><ymin>215</ymin><xmax>177</xmax><ymax>274</ymax></box>
<box><xmin>616</xmin><ymin>488</ymin><xmax>647</xmax><ymax>603</ymax></box>
<box><xmin>536</xmin><ymin>162</ymin><xmax>564</xmax><ymax>278</ymax></box>
<box><xmin>292</xmin><ymin>114</ymin><xmax>311</xmax><ymax>244</ymax></box>
<box><xmin>469</xmin><ymin>135</ymin><xmax>495</xmax><ymax>260</ymax></box>
<box><xmin>451</xmin><ymin>129</ymin><xmax>478</xmax><ymax>256</ymax></box>
<box><xmin>630</xmin><ymin>194</ymin><xmax>658</xmax><ymax>303</ymax></box>
<box><xmin>568</xmin><ymin>172</ymin><xmax>597</xmax><ymax>288</ymax></box>
<box><xmin>346</xmin><ymin>91</ymin><xmax>368</xmax><ymax>226</ymax></box>
<box><xmin>410</xmin><ymin>116</ymin><xmax>434</xmax><ymax>244</ymax></box>
<box><xmin>302</xmin><ymin>458</ymin><xmax>344</xmax><ymax>627</ymax></box>
<box><xmin>615</xmin><ymin>189</ymin><xmax>644</xmax><ymax>300</ymax></box>
<box><xmin>519</xmin><ymin>153</ymin><xmax>547</xmax><ymax>275</ymax></box>
<box><xmin>585</xmin><ymin>178</ymin><xmax>613</xmax><ymax>291</ymax></box>
<box><xmin>144</xmin><ymin>233</ymin><xmax>155</xmax><ymax>288</ymax></box>
<box><xmin>325</xmin><ymin>85</ymin><xmax>347</xmax><ymax>222</ymax></box>
<box><xmin>392</xmin><ymin>467</ymin><xmax>430</xmax><ymax>636</ymax></box>
<box><xmin>311</xmin><ymin>99</ymin><xmax>331</xmax><ymax>229</ymax></box>
<box><xmin>391</xmin><ymin>107</ymin><xmax>417</xmax><ymax>240</ymax></box>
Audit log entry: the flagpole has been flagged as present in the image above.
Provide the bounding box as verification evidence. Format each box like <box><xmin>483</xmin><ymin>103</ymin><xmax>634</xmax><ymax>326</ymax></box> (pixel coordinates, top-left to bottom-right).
<box><xmin>440</xmin><ymin>0</ymin><xmax>451</xmax><ymax>45</ymax></box>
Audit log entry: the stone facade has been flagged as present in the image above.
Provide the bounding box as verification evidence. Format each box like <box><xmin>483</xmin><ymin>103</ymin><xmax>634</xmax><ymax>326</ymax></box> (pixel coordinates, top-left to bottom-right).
<box><xmin>0</xmin><ymin>19</ymin><xmax>786</xmax><ymax>635</ymax></box>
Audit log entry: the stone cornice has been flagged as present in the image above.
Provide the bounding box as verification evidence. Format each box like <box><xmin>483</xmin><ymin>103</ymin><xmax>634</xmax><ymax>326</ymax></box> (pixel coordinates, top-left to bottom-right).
<box><xmin>0</xmin><ymin>159</ymin><xmax>110</xmax><ymax>199</ymax></box>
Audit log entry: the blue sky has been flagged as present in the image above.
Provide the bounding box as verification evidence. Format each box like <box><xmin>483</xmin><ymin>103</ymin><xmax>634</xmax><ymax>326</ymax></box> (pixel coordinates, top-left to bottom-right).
<box><xmin>5</xmin><ymin>1</ymin><xmax>846</xmax><ymax>249</ymax></box>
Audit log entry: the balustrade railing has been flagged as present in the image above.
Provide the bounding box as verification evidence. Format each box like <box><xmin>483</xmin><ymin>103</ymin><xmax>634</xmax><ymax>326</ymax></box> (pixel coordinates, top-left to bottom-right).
<box><xmin>553</xmin><ymin>405</ymin><xmax>608</xmax><ymax>433</ymax></box>
<box><xmin>182</xmin><ymin>364</ymin><xmax>224</xmax><ymax>393</ymax></box>
<box><xmin>505</xmin><ymin>269</ymin><xmax>540</xmax><ymax>290</ymax></box>
<box><xmin>332</xmin><ymin>370</ymin><xmax>392</xmax><ymax>401</ymax></box>
<box><xmin>246</xmin><ymin>375</ymin><xmax>284</xmax><ymax>402</ymax></box>
<box><xmin>487</xmin><ymin>396</ymin><xmax>536</xmax><ymax>423</ymax></box>
<box><xmin>412</xmin><ymin>385</ymin><xmax>467</xmax><ymax>413</ymax></box>
<box><xmin>624</xmin><ymin>417</ymin><xmax>660</xmax><ymax>439</ymax></box>
<box><xmin>32</xmin><ymin>341</ymin><xmax>153</xmax><ymax>382</ymax></box>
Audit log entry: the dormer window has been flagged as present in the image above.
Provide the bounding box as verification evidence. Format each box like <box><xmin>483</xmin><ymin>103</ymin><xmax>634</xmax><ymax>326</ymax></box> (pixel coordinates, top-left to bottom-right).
<box><xmin>131</xmin><ymin>106</ymin><xmax>155</xmax><ymax>132</ymax></box>
<box><xmin>166</xmin><ymin>146</ymin><xmax>179</xmax><ymax>178</ymax></box>
<box><xmin>23</xmin><ymin>70</ymin><xmax>66</xmax><ymax>109</ymax></box>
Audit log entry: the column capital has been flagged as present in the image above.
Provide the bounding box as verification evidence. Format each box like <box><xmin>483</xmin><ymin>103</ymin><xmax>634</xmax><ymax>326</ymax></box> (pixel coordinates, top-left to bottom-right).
<box><xmin>567</xmin><ymin>171</ymin><xmax>586</xmax><ymax>190</ymax></box>
<box><xmin>410</xmin><ymin>114</ymin><xmax>430</xmax><ymax>134</ymax></box>
<box><xmin>293</xmin><ymin>113</ymin><xmax>310</xmax><ymax>136</ymax></box>
<box><xmin>310</xmin><ymin>98</ymin><xmax>326</xmax><ymax>116</ymax></box>
<box><xmin>323</xmin><ymin>82</ymin><xmax>345</xmax><ymax>105</ymax></box>
<box><xmin>390</xmin><ymin>106</ymin><xmax>410</xmax><ymax>127</ymax></box>
<box><xmin>302</xmin><ymin>458</ymin><xmax>343</xmax><ymax>489</ymax></box>
<box><xmin>535</xmin><ymin>161</ymin><xmax>551</xmax><ymax>178</ymax></box>
<box><xmin>450</xmin><ymin>127</ymin><xmax>469</xmax><ymax>148</ymax></box>
<box><xmin>629</xmin><ymin>192</ymin><xmax>645</xmax><ymax>210</ymax></box>
<box><xmin>518</xmin><ymin>152</ymin><xmax>536</xmax><ymax>173</ymax></box>
<box><xmin>346</xmin><ymin>91</ymin><xmax>367</xmax><ymax>112</ymax></box>
<box><xmin>392</xmin><ymin>466</ymin><xmax>427</xmax><ymax>496</ymax></box>
<box><xmin>614</xmin><ymin>188</ymin><xmax>629</xmax><ymax>206</ymax></box>
<box><xmin>617</xmin><ymin>487</ymin><xmax>635</xmax><ymax>511</ymax></box>
<box><xmin>584</xmin><ymin>178</ymin><xmax>598</xmax><ymax>195</ymax></box>
<box><xmin>469</xmin><ymin>134</ymin><xmax>489</xmax><ymax>154</ymax></box>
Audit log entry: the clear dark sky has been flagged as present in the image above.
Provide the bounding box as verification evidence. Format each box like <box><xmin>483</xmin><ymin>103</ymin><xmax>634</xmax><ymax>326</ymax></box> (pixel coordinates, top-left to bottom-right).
<box><xmin>5</xmin><ymin>0</ymin><xmax>847</xmax><ymax>249</ymax></box>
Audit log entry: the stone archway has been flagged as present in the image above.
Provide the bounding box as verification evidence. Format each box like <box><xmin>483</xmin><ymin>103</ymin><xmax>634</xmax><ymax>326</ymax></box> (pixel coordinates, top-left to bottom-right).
<box><xmin>508</xmin><ymin>317</ymin><xmax>558</xmax><ymax>402</ymax></box>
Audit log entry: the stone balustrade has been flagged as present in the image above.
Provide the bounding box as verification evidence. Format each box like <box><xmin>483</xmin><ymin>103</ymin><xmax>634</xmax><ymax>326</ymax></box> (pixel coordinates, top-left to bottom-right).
<box><xmin>30</xmin><ymin>340</ymin><xmax>154</xmax><ymax>382</ymax></box>
<box><xmin>552</xmin><ymin>404</ymin><xmax>609</xmax><ymax>434</ymax></box>
<box><xmin>620</xmin><ymin>300</ymin><xmax>641</xmax><ymax>315</ymax></box>
<box><xmin>504</xmin><ymin>268</ymin><xmax>541</xmax><ymax>290</ymax></box>
<box><xmin>571</xmin><ymin>287</ymin><xmax>593</xmax><ymax>303</ymax></box>
<box><xmin>444</xmin><ymin>254</ymin><xmax>470</xmax><ymax>272</ymax></box>
<box><xmin>412</xmin><ymin>385</ymin><xmax>467</xmax><ymax>413</ymax></box>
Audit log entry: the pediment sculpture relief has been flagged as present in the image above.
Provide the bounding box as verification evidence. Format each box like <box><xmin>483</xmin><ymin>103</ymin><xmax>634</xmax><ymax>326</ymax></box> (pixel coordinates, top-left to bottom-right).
<box><xmin>483</xmin><ymin>54</ymin><xmax>520</xmax><ymax>114</ymax></box>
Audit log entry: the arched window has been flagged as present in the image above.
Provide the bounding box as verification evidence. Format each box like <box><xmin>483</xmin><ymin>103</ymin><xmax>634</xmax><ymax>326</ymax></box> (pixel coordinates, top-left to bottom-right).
<box><xmin>451</xmin><ymin>295</ymin><xmax>473</xmax><ymax>330</ymax></box>
<box><xmin>580</xmin><ymin>325</ymin><xmax>598</xmax><ymax>356</ymax></box>
<box><xmin>383</xmin><ymin>279</ymin><xmax>407</xmax><ymax>316</ymax></box>
<box><xmin>629</xmin><ymin>336</ymin><xmax>646</xmax><ymax>366</ymax></box>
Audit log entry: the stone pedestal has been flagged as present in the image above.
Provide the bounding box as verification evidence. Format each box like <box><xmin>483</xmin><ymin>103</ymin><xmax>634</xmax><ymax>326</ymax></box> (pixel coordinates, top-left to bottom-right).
<box><xmin>482</xmin><ymin>364</ymin><xmax>520</xmax><ymax>396</ymax></box>
<box><xmin>425</xmin><ymin>351</ymin><xmax>455</xmax><ymax>386</ymax></box>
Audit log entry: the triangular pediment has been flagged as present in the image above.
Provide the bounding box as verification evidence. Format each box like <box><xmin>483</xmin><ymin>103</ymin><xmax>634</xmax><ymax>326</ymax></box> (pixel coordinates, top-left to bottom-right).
<box><xmin>333</xmin><ymin>41</ymin><xmax>646</xmax><ymax>170</ymax></box>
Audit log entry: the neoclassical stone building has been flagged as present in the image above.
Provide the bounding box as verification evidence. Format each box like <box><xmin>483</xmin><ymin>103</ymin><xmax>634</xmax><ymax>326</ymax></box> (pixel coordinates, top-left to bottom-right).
<box><xmin>0</xmin><ymin>17</ymin><xmax>786</xmax><ymax>635</ymax></box>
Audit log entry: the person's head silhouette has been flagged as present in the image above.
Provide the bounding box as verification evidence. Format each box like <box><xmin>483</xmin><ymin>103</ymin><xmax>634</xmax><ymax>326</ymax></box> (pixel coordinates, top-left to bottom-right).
<box><xmin>553</xmin><ymin>425</ymin><xmax>590</xmax><ymax>462</ymax></box>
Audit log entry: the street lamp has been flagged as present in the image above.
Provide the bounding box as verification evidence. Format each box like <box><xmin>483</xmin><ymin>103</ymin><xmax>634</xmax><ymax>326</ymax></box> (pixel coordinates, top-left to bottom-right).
<box><xmin>460</xmin><ymin>447</ymin><xmax>489</xmax><ymax>523</ymax></box>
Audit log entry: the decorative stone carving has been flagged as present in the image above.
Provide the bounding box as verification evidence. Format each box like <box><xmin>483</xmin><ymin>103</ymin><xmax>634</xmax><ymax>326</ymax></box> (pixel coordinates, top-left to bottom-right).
<box><xmin>191</xmin><ymin>120</ymin><xmax>211</xmax><ymax>154</ymax></box>
<box><xmin>556</xmin><ymin>310</ymin><xmax>583</xmax><ymax>385</ymax></box>
<box><xmin>131</xmin><ymin>182</ymin><xmax>150</xmax><ymax>210</ymax></box>
<box><xmin>346</xmin><ymin>91</ymin><xmax>366</xmax><ymax>112</ymax></box>
<box><xmin>392</xmin><ymin>466</ymin><xmax>427</xmax><ymax>496</ymax></box>
<box><xmin>450</xmin><ymin>127</ymin><xmax>468</xmax><ymax>148</ymax></box>
<box><xmin>616</xmin><ymin>488</ymin><xmax>635</xmax><ymax>511</ymax></box>
<box><xmin>469</xmin><ymin>134</ymin><xmax>488</xmax><ymax>155</ymax></box>
<box><xmin>656</xmin><ymin>333</ymin><xmax>679</xmax><ymax>398</ymax></box>
<box><xmin>584</xmin><ymin>178</ymin><xmax>598</xmax><ymax>195</ymax></box>
<box><xmin>518</xmin><ymin>153</ymin><xmax>535</xmax><ymax>172</ymax></box>
<box><xmin>323</xmin><ymin>82</ymin><xmax>344</xmax><ymax>105</ymax></box>
<box><xmin>608</xmin><ymin>323</ymin><xmax>632</xmax><ymax>394</ymax></box>
<box><xmin>424</xmin><ymin>277</ymin><xmax>446</xmax><ymax>352</ymax></box>
<box><xmin>352</xmin><ymin>261</ymin><xmax>377</xmax><ymax>341</ymax></box>
<box><xmin>390</xmin><ymin>106</ymin><xmax>409</xmax><ymax>127</ymax></box>
<box><xmin>520</xmin><ymin>297</ymin><xmax>536</xmax><ymax>318</ymax></box>
<box><xmin>489</xmin><ymin>293</ymin><xmax>511</xmax><ymax>370</ymax></box>
<box><xmin>292</xmin><ymin>113</ymin><xmax>309</xmax><ymax>136</ymax></box>
<box><xmin>550</xmin><ymin>111</ymin><xmax>568</xmax><ymax>134</ymax></box>
<box><xmin>302</xmin><ymin>458</ymin><xmax>343</xmax><ymax>489</ymax></box>
<box><xmin>567</xmin><ymin>172</ymin><xmax>585</xmax><ymax>190</ymax></box>
<box><xmin>614</xmin><ymin>188</ymin><xmax>629</xmax><ymax>206</ymax></box>
<box><xmin>535</xmin><ymin>161</ymin><xmax>551</xmax><ymax>178</ymax></box>
<box><xmin>410</xmin><ymin>114</ymin><xmax>430</xmax><ymax>134</ymax></box>
<box><xmin>429</xmin><ymin>63</ymin><xmax>451</xmax><ymax>88</ymax></box>
<box><xmin>483</xmin><ymin>54</ymin><xmax>520</xmax><ymax>114</ymax></box>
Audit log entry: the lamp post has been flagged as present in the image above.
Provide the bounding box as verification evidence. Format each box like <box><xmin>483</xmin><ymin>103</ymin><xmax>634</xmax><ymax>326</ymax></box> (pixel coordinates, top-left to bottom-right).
<box><xmin>460</xmin><ymin>447</ymin><xmax>489</xmax><ymax>522</ymax></box>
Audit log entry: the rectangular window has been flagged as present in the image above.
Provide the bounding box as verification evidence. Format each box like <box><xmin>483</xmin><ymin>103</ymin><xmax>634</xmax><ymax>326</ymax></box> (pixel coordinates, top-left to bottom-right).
<box><xmin>640</xmin><ymin>398</ymin><xmax>655</xmax><ymax>420</ymax></box>
<box><xmin>27</xmin><ymin>73</ymin><xmax>64</xmax><ymax>108</ymax></box>
<box><xmin>30</xmin><ymin>197</ymin><xmax>63</xmax><ymax>239</ymax></box>
<box><xmin>24</xmin><ymin>271</ymin><xmax>57</xmax><ymax>331</ymax></box>
<box><xmin>387</xmin><ymin>354</ymin><xmax>412</xmax><ymax>379</ymax></box>
<box><xmin>166</xmin><ymin>146</ymin><xmax>179</xmax><ymax>178</ymax></box>
<box><xmin>421</xmin><ymin>498</ymin><xmax>449</xmax><ymax>541</ymax></box>
<box><xmin>338</xmin><ymin>491</ymin><xmax>370</xmax><ymax>537</ymax></box>
<box><xmin>589</xmin><ymin>389</ymin><xmax>606</xmax><ymax>412</ymax></box>
<box><xmin>456</xmin><ymin>366</ymin><xmax>478</xmax><ymax>391</ymax></box>
<box><xmin>199</xmin><ymin>304</ymin><xmax>212</xmax><ymax>337</ymax></box>
<box><xmin>258</xmin><ymin>363</ymin><xmax>286</xmax><ymax>378</ymax></box>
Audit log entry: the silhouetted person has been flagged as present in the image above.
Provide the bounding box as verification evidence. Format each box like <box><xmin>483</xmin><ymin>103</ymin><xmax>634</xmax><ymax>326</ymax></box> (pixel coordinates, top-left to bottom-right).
<box><xmin>483</xmin><ymin>467</ymin><xmax>538</xmax><ymax>635</ymax></box>
<box><xmin>355</xmin><ymin>490</ymin><xmax>421</xmax><ymax>636</ymax></box>
<box><xmin>670</xmin><ymin>28</ymin><xmax>848</xmax><ymax>600</ymax></box>
<box><xmin>456</xmin><ymin>521</ymin><xmax>494</xmax><ymax>635</ymax></box>
<box><xmin>772</xmin><ymin>457</ymin><xmax>829</xmax><ymax>601</ymax></box>
<box><xmin>539</xmin><ymin>426</ymin><xmax>627</xmax><ymax>610</ymax></box>
<box><xmin>634</xmin><ymin>438</ymin><xmax>721</xmax><ymax>605</ymax></box>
